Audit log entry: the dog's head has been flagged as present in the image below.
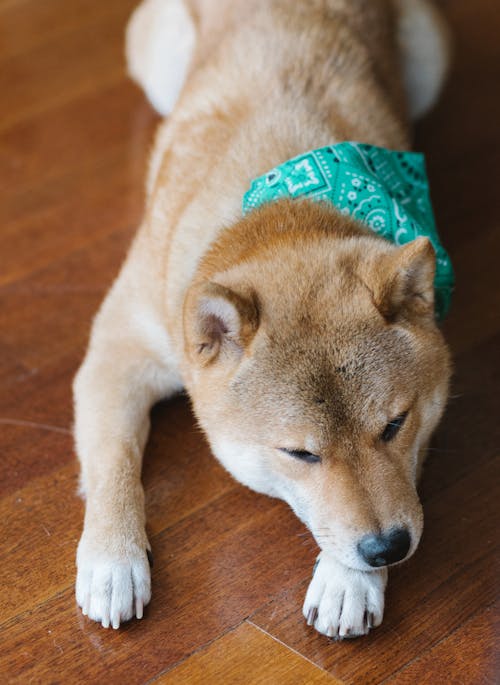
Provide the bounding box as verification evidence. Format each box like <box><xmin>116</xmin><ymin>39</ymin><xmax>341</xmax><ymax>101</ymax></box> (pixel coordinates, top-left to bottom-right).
<box><xmin>183</xmin><ymin>201</ymin><xmax>451</xmax><ymax>571</ymax></box>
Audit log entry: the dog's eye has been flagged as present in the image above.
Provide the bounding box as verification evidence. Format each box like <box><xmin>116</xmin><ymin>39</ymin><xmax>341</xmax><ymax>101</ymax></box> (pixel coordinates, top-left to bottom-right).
<box><xmin>279</xmin><ymin>448</ymin><xmax>321</xmax><ymax>464</ymax></box>
<box><xmin>381</xmin><ymin>412</ymin><xmax>408</xmax><ymax>442</ymax></box>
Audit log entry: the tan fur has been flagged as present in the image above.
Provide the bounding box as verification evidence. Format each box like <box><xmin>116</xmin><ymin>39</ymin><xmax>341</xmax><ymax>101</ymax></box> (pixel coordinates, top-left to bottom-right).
<box><xmin>74</xmin><ymin>0</ymin><xmax>451</xmax><ymax>636</ymax></box>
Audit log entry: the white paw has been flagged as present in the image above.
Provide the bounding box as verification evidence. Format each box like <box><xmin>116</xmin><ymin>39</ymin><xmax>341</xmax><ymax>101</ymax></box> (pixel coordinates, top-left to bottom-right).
<box><xmin>303</xmin><ymin>552</ymin><xmax>387</xmax><ymax>639</ymax></box>
<box><xmin>76</xmin><ymin>533</ymin><xmax>152</xmax><ymax>629</ymax></box>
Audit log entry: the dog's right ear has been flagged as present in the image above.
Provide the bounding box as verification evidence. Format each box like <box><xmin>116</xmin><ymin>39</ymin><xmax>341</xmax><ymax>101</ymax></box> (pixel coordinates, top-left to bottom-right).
<box><xmin>184</xmin><ymin>281</ymin><xmax>259</xmax><ymax>364</ymax></box>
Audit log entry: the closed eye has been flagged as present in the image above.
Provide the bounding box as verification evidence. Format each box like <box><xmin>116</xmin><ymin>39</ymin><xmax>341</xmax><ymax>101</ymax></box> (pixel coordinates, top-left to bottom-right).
<box><xmin>381</xmin><ymin>411</ymin><xmax>408</xmax><ymax>442</ymax></box>
<box><xmin>279</xmin><ymin>448</ymin><xmax>322</xmax><ymax>464</ymax></box>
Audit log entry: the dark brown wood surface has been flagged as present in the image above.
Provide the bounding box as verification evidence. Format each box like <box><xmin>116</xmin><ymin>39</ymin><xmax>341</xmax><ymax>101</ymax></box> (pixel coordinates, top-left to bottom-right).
<box><xmin>0</xmin><ymin>1</ymin><xmax>498</xmax><ymax>683</ymax></box>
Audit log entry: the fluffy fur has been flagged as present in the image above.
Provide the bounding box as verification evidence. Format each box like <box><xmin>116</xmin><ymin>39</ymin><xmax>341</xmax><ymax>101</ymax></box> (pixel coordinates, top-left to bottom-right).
<box><xmin>74</xmin><ymin>0</ymin><xmax>451</xmax><ymax>636</ymax></box>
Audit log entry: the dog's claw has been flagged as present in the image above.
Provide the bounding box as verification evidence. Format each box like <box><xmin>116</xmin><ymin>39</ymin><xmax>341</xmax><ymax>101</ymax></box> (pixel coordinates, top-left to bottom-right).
<box><xmin>363</xmin><ymin>609</ymin><xmax>369</xmax><ymax>632</ymax></box>
<box><xmin>340</xmin><ymin>627</ymin><xmax>363</xmax><ymax>640</ymax></box>
<box><xmin>307</xmin><ymin>607</ymin><xmax>318</xmax><ymax>626</ymax></box>
<box><xmin>339</xmin><ymin>627</ymin><xmax>354</xmax><ymax>640</ymax></box>
<box><xmin>146</xmin><ymin>549</ymin><xmax>154</xmax><ymax>568</ymax></box>
<box><xmin>326</xmin><ymin>624</ymin><xmax>336</xmax><ymax>638</ymax></box>
<box><xmin>101</xmin><ymin>608</ymin><xmax>110</xmax><ymax>629</ymax></box>
<box><xmin>136</xmin><ymin>598</ymin><xmax>144</xmax><ymax>619</ymax></box>
<box><xmin>82</xmin><ymin>593</ymin><xmax>90</xmax><ymax>617</ymax></box>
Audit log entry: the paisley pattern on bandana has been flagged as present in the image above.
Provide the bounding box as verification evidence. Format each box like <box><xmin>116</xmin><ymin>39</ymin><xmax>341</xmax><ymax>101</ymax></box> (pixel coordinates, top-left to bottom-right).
<box><xmin>243</xmin><ymin>142</ymin><xmax>454</xmax><ymax>320</ymax></box>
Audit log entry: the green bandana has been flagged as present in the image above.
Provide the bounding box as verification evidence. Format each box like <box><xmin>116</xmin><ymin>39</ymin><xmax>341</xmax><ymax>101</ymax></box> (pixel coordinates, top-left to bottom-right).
<box><xmin>243</xmin><ymin>142</ymin><xmax>453</xmax><ymax>319</ymax></box>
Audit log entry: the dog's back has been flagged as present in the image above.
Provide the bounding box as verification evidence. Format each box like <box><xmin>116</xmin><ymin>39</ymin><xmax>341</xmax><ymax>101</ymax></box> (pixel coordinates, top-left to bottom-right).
<box><xmin>127</xmin><ymin>0</ymin><xmax>449</xmax><ymax>122</ymax></box>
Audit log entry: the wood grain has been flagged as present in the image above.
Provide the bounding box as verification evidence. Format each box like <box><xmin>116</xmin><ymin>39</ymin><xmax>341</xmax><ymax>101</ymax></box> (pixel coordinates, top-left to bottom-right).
<box><xmin>0</xmin><ymin>0</ymin><xmax>498</xmax><ymax>682</ymax></box>
<box><xmin>385</xmin><ymin>603</ymin><xmax>499</xmax><ymax>684</ymax></box>
<box><xmin>155</xmin><ymin>623</ymin><xmax>340</xmax><ymax>684</ymax></box>
<box><xmin>0</xmin><ymin>0</ymin><xmax>138</xmax><ymax>62</ymax></box>
<box><xmin>0</xmin><ymin>0</ymin><xmax>138</xmax><ymax>131</ymax></box>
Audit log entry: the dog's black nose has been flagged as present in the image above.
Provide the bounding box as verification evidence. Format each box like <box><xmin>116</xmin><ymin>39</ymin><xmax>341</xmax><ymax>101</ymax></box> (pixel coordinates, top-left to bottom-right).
<box><xmin>357</xmin><ymin>527</ymin><xmax>411</xmax><ymax>567</ymax></box>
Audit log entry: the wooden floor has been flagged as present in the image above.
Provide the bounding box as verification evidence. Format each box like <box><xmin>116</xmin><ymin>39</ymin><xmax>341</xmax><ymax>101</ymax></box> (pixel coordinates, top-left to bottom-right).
<box><xmin>0</xmin><ymin>0</ymin><xmax>498</xmax><ymax>683</ymax></box>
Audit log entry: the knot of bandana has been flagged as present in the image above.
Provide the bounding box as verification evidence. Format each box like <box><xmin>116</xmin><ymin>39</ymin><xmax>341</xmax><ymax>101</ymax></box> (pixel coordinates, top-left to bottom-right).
<box><xmin>243</xmin><ymin>142</ymin><xmax>454</xmax><ymax>320</ymax></box>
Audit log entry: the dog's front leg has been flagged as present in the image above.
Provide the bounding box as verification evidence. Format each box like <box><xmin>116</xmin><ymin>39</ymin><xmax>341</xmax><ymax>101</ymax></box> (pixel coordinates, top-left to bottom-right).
<box><xmin>303</xmin><ymin>551</ymin><xmax>388</xmax><ymax>639</ymax></box>
<box><xmin>73</xmin><ymin>276</ymin><xmax>183</xmax><ymax>628</ymax></box>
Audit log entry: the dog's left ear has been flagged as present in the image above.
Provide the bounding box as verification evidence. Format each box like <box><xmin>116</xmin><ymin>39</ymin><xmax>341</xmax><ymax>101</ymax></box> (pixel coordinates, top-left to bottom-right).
<box><xmin>370</xmin><ymin>237</ymin><xmax>436</xmax><ymax>321</ymax></box>
<box><xmin>184</xmin><ymin>281</ymin><xmax>259</xmax><ymax>364</ymax></box>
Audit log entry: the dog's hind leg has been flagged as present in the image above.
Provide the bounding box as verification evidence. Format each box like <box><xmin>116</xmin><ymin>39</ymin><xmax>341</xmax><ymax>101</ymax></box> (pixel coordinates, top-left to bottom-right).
<box><xmin>125</xmin><ymin>0</ymin><xmax>196</xmax><ymax>116</ymax></box>
<box><xmin>73</xmin><ymin>243</ymin><xmax>183</xmax><ymax>628</ymax></box>
<box><xmin>396</xmin><ymin>0</ymin><xmax>451</xmax><ymax>120</ymax></box>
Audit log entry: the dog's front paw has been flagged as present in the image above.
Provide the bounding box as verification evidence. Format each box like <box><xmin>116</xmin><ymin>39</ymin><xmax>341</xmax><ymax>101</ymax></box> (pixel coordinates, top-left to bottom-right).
<box><xmin>76</xmin><ymin>530</ymin><xmax>152</xmax><ymax>629</ymax></box>
<box><xmin>303</xmin><ymin>552</ymin><xmax>387</xmax><ymax>639</ymax></box>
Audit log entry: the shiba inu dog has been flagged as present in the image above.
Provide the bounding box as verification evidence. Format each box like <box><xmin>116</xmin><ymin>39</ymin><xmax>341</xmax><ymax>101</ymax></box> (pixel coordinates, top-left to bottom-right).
<box><xmin>74</xmin><ymin>0</ymin><xmax>451</xmax><ymax>638</ymax></box>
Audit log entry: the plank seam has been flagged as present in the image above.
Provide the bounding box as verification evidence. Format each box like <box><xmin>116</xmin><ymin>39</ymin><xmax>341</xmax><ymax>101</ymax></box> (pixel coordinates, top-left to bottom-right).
<box><xmin>247</xmin><ymin>619</ymin><xmax>344</xmax><ymax>683</ymax></box>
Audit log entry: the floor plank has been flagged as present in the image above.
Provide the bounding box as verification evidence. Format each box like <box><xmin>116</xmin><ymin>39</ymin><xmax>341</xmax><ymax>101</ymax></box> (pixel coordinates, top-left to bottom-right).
<box><xmin>0</xmin><ymin>84</ymin><xmax>158</xmax><ymax>288</ymax></box>
<box><xmin>154</xmin><ymin>623</ymin><xmax>340</xmax><ymax>684</ymax></box>
<box><xmin>385</xmin><ymin>603</ymin><xmax>498</xmax><ymax>685</ymax></box>
<box><xmin>0</xmin><ymin>0</ymin><xmax>137</xmax><ymax>62</ymax></box>
<box><xmin>0</xmin><ymin>0</ymin><xmax>137</xmax><ymax>132</ymax></box>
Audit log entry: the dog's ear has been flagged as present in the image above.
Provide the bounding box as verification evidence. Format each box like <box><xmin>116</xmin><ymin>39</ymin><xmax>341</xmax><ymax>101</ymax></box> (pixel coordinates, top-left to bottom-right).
<box><xmin>184</xmin><ymin>281</ymin><xmax>259</xmax><ymax>364</ymax></box>
<box><xmin>370</xmin><ymin>237</ymin><xmax>436</xmax><ymax>321</ymax></box>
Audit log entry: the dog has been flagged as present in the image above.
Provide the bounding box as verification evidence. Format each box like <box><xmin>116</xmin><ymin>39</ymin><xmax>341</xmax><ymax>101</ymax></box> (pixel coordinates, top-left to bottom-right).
<box><xmin>74</xmin><ymin>0</ymin><xmax>452</xmax><ymax>638</ymax></box>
